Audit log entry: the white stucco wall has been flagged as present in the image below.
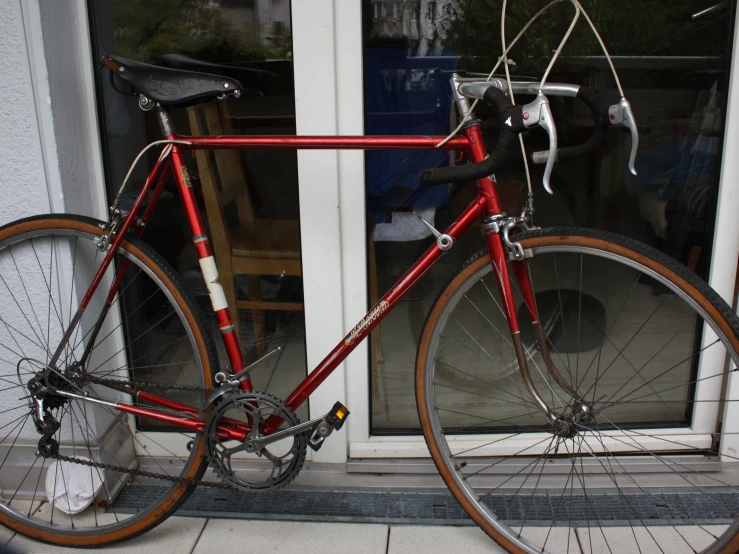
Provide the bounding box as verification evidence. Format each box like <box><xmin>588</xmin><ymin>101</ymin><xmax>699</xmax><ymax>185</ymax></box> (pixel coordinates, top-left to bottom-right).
<box><xmin>0</xmin><ymin>1</ymin><xmax>120</xmax><ymax>480</ymax></box>
<box><xmin>0</xmin><ymin>0</ymin><xmax>53</xmax><ymax>225</ymax></box>
<box><xmin>0</xmin><ymin>0</ymin><xmax>106</xmax><ymax>228</ymax></box>
<box><xmin>37</xmin><ymin>0</ymin><xmax>106</xmax><ymax>220</ymax></box>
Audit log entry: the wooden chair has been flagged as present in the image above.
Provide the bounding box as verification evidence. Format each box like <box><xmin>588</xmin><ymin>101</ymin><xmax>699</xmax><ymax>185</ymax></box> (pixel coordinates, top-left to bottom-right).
<box><xmin>187</xmin><ymin>101</ymin><xmax>302</xmax><ymax>357</ymax></box>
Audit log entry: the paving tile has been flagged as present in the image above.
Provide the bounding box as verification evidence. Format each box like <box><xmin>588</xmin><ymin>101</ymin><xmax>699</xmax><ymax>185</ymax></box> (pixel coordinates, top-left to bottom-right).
<box><xmin>7</xmin><ymin>515</ymin><xmax>206</xmax><ymax>553</ymax></box>
<box><xmin>577</xmin><ymin>525</ymin><xmax>730</xmax><ymax>554</ymax></box>
<box><xmin>517</xmin><ymin>527</ymin><xmax>582</xmax><ymax>553</ymax></box>
<box><xmin>387</xmin><ymin>525</ymin><xmax>505</xmax><ymax>554</ymax></box>
<box><xmin>0</xmin><ymin>526</ymin><xmax>14</xmax><ymax>548</ymax></box>
<box><xmin>192</xmin><ymin>519</ymin><xmax>388</xmax><ymax>554</ymax></box>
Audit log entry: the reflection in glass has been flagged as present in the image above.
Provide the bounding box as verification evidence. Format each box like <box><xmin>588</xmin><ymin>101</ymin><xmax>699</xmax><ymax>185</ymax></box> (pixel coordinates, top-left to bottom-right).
<box><xmin>363</xmin><ymin>0</ymin><xmax>734</xmax><ymax>432</ymax></box>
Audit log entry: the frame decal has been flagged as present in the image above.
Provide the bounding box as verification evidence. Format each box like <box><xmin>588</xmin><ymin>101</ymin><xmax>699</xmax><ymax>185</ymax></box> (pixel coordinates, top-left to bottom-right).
<box><xmin>199</xmin><ymin>255</ymin><xmax>229</xmax><ymax>311</ymax></box>
<box><xmin>180</xmin><ymin>165</ymin><xmax>193</xmax><ymax>187</ymax></box>
<box><xmin>345</xmin><ymin>301</ymin><xmax>389</xmax><ymax>346</ymax></box>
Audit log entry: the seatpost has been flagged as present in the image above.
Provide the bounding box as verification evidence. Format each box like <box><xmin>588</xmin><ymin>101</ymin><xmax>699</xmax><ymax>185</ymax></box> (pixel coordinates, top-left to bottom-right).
<box><xmin>156</xmin><ymin>106</ymin><xmax>176</xmax><ymax>138</ymax></box>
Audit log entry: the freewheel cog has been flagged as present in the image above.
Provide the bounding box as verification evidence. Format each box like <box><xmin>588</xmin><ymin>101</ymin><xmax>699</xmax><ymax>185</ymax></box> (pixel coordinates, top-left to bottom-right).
<box><xmin>204</xmin><ymin>391</ymin><xmax>306</xmax><ymax>492</ymax></box>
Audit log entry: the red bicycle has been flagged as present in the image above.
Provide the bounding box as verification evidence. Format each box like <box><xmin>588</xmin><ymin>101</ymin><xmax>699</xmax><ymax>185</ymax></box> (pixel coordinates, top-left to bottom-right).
<box><xmin>2</xmin><ymin>55</ymin><xmax>739</xmax><ymax>553</ymax></box>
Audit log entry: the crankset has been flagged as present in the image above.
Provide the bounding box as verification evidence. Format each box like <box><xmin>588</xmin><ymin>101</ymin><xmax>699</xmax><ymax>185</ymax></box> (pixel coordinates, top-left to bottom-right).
<box><xmin>204</xmin><ymin>391</ymin><xmax>349</xmax><ymax>492</ymax></box>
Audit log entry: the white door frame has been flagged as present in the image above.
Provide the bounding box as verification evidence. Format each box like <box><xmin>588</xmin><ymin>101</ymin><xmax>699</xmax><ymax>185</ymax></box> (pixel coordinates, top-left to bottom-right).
<box><xmin>716</xmin><ymin>9</ymin><xmax>739</xmax><ymax>460</ymax></box>
<box><xmin>291</xmin><ymin>0</ymin><xmax>367</xmax><ymax>464</ymax></box>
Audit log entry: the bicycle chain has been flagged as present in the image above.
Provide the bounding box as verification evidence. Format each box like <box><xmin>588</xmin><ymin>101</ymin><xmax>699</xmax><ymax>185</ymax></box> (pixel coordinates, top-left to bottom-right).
<box><xmin>76</xmin><ymin>373</ymin><xmax>218</xmax><ymax>393</ymax></box>
<box><xmin>47</xmin><ymin>374</ymin><xmax>234</xmax><ymax>490</ymax></box>
<box><xmin>48</xmin><ymin>452</ymin><xmax>233</xmax><ymax>489</ymax></box>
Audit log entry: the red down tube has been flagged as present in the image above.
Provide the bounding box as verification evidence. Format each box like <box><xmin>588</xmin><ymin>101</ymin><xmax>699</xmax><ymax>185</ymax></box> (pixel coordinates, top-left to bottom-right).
<box><xmin>284</xmin><ymin>196</ymin><xmax>485</xmax><ymax>412</ymax></box>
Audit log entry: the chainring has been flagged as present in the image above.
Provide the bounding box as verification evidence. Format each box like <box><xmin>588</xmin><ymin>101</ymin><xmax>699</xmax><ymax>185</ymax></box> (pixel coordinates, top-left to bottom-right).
<box><xmin>204</xmin><ymin>391</ymin><xmax>307</xmax><ymax>492</ymax></box>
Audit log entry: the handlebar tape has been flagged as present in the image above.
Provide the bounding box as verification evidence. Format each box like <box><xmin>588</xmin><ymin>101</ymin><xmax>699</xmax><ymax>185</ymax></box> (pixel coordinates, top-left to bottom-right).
<box><xmin>419</xmin><ymin>87</ymin><xmax>525</xmax><ymax>186</ymax></box>
<box><xmin>531</xmin><ymin>86</ymin><xmax>610</xmax><ymax>164</ymax></box>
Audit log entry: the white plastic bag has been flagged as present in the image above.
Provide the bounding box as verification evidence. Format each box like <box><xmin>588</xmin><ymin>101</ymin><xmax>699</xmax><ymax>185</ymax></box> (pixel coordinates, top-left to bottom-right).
<box><xmin>45</xmin><ymin>457</ymin><xmax>103</xmax><ymax>515</ymax></box>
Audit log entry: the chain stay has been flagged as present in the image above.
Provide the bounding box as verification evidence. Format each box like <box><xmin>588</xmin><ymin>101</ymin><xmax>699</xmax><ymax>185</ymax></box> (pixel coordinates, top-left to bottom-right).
<box><xmin>46</xmin><ymin>373</ymin><xmax>231</xmax><ymax>489</ymax></box>
<box><xmin>77</xmin><ymin>373</ymin><xmax>217</xmax><ymax>393</ymax></box>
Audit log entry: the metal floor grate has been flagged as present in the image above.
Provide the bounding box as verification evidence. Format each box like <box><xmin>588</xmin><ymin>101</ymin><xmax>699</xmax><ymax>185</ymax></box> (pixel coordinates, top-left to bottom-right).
<box><xmin>113</xmin><ymin>486</ymin><xmax>739</xmax><ymax>526</ymax></box>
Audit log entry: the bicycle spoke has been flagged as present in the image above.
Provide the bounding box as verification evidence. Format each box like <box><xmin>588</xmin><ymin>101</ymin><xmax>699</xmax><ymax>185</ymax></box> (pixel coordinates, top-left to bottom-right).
<box><xmin>10</xmin><ymin>247</ymin><xmax>52</xmax><ymax>358</ymax></box>
<box><xmin>436</xmin><ymin>407</ymin><xmax>543</xmax><ymax>430</ymax></box>
<box><xmin>576</xmin><ymin>254</ymin><xmax>583</xmax><ymax>391</ymax></box>
<box><xmin>76</xmin><ymin>272</ymin><xmax>158</xmax><ymax>359</ymax></box>
<box><xmin>590</xmin><ymin>418</ymin><xmax>736</xmax><ymax>519</ymax></box>
<box><xmin>0</xmin><ymin>273</ymin><xmax>49</xmax><ymax>358</ymax></box>
<box><xmin>462</xmin><ymin>434</ymin><xmax>556</xmax><ymax>479</ymax></box>
<box><xmin>519</xmin><ymin>435</ymin><xmax>560</xmax><ymax>531</ymax></box>
<box><xmin>85</xmin><ymin>308</ymin><xmax>179</xmax><ymax>376</ymax></box>
<box><xmin>30</xmin><ymin>238</ymin><xmax>66</xmax><ymax>349</ymax></box>
<box><xmin>0</xmin><ymin>221</ymin><xmax>209</xmax><ymax>542</ymax></box>
<box><xmin>89</xmin><ymin>334</ymin><xmax>190</xmax><ymax>379</ymax></box>
<box><xmin>71</xmin><ymin>401</ymin><xmax>122</xmax><ymax>523</ymax></box>
<box><xmin>581</xmin><ymin>426</ymin><xmax>722</xmax><ymax>540</ymax></box>
<box><xmin>422</xmin><ymin>239</ymin><xmax>739</xmax><ymax>553</ymax></box>
<box><xmin>602</xmin><ymin>339</ymin><xmax>722</xmax><ymax>409</ymax></box>
<box><xmin>578</xmin><ymin>269</ymin><xmax>642</xmax><ymax>397</ymax></box>
<box><xmin>578</xmin><ymin>296</ymin><xmax>673</xmax><ymax>403</ymax></box>
<box><xmin>464</xmin><ymin>288</ymin><xmax>567</xmax><ymax>409</ymax></box>
<box><xmin>552</xmin><ymin>254</ymin><xmax>574</xmax><ymax>379</ymax></box>
<box><xmin>435</xmin><ymin>357</ymin><xmax>538</xmax><ymax>408</ymax></box>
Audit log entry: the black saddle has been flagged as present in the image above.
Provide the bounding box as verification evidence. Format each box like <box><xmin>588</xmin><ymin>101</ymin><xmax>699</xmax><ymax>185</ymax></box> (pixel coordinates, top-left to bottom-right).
<box><xmin>102</xmin><ymin>55</ymin><xmax>243</xmax><ymax>107</ymax></box>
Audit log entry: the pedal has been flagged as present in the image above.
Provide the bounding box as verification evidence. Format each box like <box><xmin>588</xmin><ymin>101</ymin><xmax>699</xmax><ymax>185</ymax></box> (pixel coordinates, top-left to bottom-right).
<box><xmin>308</xmin><ymin>402</ymin><xmax>350</xmax><ymax>452</ymax></box>
<box><xmin>327</xmin><ymin>401</ymin><xmax>349</xmax><ymax>430</ymax></box>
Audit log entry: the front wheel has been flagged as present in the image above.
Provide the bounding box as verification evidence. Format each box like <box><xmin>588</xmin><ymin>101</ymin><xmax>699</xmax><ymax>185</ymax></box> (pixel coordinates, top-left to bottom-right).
<box><xmin>417</xmin><ymin>227</ymin><xmax>739</xmax><ymax>554</ymax></box>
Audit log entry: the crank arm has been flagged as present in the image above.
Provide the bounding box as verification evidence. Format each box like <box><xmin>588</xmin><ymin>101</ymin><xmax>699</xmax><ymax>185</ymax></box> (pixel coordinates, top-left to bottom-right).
<box><xmin>249</xmin><ymin>416</ymin><xmax>324</xmax><ymax>449</ymax></box>
<box><xmin>249</xmin><ymin>401</ymin><xmax>349</xmax><ymax>451</ymax></box>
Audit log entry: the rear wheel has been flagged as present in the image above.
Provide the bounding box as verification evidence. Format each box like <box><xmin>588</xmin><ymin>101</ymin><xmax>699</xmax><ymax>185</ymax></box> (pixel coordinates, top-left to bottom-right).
<box><xmin>0</xmin><ymin>215</ymin><xmax>216</xmax><ymax>547</ymax></box>
<box><xmin>417</xmin><ymin>228</ymin><xmax>739</xmax><ymax>553</ymax></box>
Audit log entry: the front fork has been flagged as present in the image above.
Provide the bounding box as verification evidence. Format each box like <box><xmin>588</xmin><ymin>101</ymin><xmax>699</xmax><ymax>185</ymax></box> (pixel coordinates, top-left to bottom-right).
<box><xmin>481</xmin><ymin>213</ymin><xmax>588</xmax><ymax>430</ymax></box>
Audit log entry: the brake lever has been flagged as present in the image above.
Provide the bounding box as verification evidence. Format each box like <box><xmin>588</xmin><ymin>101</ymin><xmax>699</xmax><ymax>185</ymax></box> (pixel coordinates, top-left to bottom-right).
<box><xmin>608</xmin><ymin>97</ymin><xmax>639</xmax><ymax>176</ymax></box>
<box><xmin>522</xmin><ymin>92</ymin><xmax>557</xmax><ymax>194</ymax></box>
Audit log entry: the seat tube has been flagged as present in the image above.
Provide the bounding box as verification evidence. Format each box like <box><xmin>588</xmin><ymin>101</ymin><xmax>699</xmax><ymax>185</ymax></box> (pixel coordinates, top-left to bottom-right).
<box><xmin>161</xmin><ymin>108</ymin><xmax>251</xmax><ymax>388</ymax></box>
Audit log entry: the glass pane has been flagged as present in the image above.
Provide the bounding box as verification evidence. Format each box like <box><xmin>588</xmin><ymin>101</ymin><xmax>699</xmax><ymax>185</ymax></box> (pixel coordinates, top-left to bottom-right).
<box><xmin>363</xmin><ymin>0</ymin><xmax>735</xmax><ymax>433</ymax></box>
<box><xmin>88</xmin><ymin>0</ymin><xmax>307</xmax><ymax>425</ymax></box>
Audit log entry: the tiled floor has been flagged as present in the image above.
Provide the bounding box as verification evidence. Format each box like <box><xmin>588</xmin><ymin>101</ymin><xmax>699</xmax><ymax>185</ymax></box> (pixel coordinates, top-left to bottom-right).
<box><xmin>4</xmin><ymin>518</ymin><xmax>730</xmax><ymax>554</ymax></box>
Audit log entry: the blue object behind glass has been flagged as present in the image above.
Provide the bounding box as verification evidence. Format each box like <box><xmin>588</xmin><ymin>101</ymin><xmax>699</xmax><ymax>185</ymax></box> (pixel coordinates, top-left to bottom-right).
<box><xmin>364</xmin><ymin>49</ymin><xmax>457</xmax><ymax>219</ymax></box>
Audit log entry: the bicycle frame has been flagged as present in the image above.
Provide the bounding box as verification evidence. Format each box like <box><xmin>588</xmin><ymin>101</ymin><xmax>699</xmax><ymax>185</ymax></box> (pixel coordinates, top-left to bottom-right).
<box><xmin>60</xmin><ymin>105</ymin><xmax>542</xmax><ymax>440</ymax></box>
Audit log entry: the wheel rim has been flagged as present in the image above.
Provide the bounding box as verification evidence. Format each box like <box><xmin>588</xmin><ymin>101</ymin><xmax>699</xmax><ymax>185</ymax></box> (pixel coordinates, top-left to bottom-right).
<box><xmin>421</xmin><ymin>240</ymin><xmax>739</xmax><ymax>554</ymax></box>
<box><xmin>0</xmin><ymin>220</ymin><xmax>209</xmax><ymax>541</ymax></box>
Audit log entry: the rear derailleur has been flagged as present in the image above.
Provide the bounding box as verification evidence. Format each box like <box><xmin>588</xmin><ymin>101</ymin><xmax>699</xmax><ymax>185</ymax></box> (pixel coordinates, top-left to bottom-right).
<box><xmin>26</xmin><ymin>365</ymin><xmax>83</xmax><ymax>458</ymax></box>
<box><xmin>27</xmin><ymin>381</ymin><xmax>60</xmax><ymax>458</ymax></box>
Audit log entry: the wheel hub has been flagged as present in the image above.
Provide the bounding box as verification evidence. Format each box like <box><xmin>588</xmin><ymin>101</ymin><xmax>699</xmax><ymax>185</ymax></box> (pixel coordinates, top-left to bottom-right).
<box><xmin>27</xmin><ymin>368</ymin><xmax>74</xmax><ymax>411</ymax></box>
<box><xmin>552</xmin><ymin>417</ymin><xmax>577</xmax><ymax>438</ymax></box>
<box><xmin>551</xmin><ymin>401</ymin><xmax>595</xmax><ymax>438</ymax></box>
